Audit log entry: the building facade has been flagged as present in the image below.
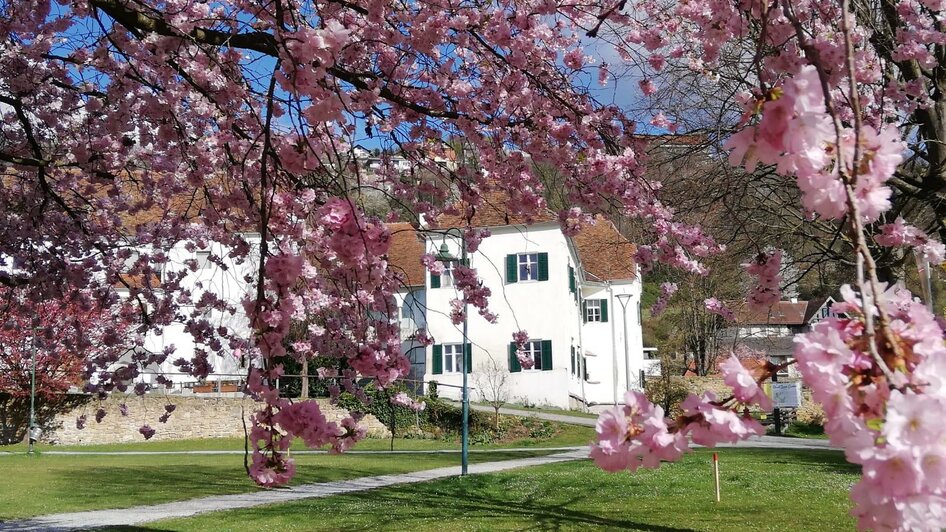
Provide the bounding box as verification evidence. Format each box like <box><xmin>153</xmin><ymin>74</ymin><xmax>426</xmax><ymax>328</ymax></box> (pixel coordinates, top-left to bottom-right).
<box><xmin>390</xmin><ymin>212</ymin><xmax>646</xmax><ymax>411</ymax></box>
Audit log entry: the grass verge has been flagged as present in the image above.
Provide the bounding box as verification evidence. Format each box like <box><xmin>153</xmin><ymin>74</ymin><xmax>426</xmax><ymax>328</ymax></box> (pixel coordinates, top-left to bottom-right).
<box><xmin>147</xmin><ymin>448</ymin><xmax>858</xmax><ymax>532</ymax></box>
<box><xmin>0</xmin><ymin>449</ymin><xmax>562</xmax><ymax>521</ymax></box>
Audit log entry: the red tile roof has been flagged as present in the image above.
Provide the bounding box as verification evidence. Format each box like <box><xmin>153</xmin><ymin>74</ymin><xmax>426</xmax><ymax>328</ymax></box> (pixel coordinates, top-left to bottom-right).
<box><xmin>573</xmin><ymin>217</ymin><xmax>637</xmax><ymax>281</ymax></box>
<box><xmin>386</xmin><ymin>223</ymin><xmax>426</xmax><ymax>288</ymax></box>
<box><xmin>431</xmin><ymin>191</ymin><xmax>557</xmax><ymax>228</ymax></box>
<box><xmin>734</xmin><ymin>301</ymin><xmax>809</xmax><ymax>325</ymax></box>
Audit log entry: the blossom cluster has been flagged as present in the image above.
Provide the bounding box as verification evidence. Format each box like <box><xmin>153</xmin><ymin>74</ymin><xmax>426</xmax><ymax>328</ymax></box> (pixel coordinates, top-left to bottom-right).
<box><xmin>390</xmin><ymin>392</ymin><xmax>426</xmax><ymax>412</ymax></box>
<box><xmin>794</xmin><ymin>285</ymin><xmax>946</xmax><ymax>530</ymax></box>
<box><xmin>650</xmin><ymin>282</ymin><xmax>677</xmax><ymax>316</ymax></box>
<box><xmin>875</xmin><ymin>217</ymin><xmax>946</xmax><ymax>265</ymax></box>
<box><xmin>591</xmin><ymin>358</ymin><xmax>768</xmax><ymax>473</ymax></box>
<box><xmin>703</xmin><ymin>297</ymin><xmax>735</xmax><ymax>322</ymax></box>
<box><xmin>744</xmin><ymin>250</ymin><xmax>782</xmax><ymax>310</ymax></box>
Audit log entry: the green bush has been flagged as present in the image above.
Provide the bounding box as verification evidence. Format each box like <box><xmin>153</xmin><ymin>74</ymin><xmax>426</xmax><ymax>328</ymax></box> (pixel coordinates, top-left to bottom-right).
<box><xmin>422</xmin><ymin>399</ymin><xmax>493</xmax><ymax>435</ymax></box>
<box><xmin>522</xmin><ymin>418</ymin><xmax>555</xmax><ymax>439</ymax></box>
<box><xmin>336</xmin><ymin>383</ymin><xmax>419</xmax><ymax>436</ymax></box>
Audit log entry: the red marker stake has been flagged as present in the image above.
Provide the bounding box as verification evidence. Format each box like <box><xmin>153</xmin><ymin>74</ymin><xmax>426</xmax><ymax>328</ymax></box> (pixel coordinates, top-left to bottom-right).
<box><xmin>713</xmin><ymin>452</ymin><xmax>721</xmax><ymax>502</ymax></box>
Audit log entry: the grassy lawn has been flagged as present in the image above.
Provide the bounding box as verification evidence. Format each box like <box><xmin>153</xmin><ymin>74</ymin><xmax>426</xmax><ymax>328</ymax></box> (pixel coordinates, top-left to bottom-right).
<box><xmin>473</xmin><ymin>401</ymin><xmax>601</xmax><ymax>419</ymax></box>
<box><xmin>779</xmin><ymin>422</ymin><xmax>829</xmax><ymax>440</ymax></box>
<box><xmin>147</xmin><ymin>448</ymin><xmax>858</xmax><ymax>531</ymax></box>
<box><xmin>0</xmin><ymin>448</ymin><xmax>564</xmax><ymax>521</ymax></box>
<box><xmin>0</xmin><ymin>424</ymin><xmax>594</xmax><ymax>521</ymax></box>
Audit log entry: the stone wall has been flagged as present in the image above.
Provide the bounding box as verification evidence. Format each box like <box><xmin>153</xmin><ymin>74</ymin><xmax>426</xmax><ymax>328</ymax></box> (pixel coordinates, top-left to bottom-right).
<box><xmin>39</xmin><ymin>396</ymin><xmax>389</xmax><ymax>445</ymax></box>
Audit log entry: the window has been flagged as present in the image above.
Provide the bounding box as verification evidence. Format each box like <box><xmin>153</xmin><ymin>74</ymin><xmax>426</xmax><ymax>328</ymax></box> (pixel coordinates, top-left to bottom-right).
<box><xmin>519</xmin><ymin>253</ymin><xmax>539</xmax><ymax>281</ymax></box>
<box><xmin>583</xmin><ymin>299</ymin><xmax>609</xmax><ymax>323</ymax></box>
<box><xmin>508</xmin><ymin>340</ymin><xmax>552</xmax><ymax>372</ymax></box>
<box><xmin>432</xmin><ymin>343</ymin><xmax>471</xmax><ymax>374</ymax></box>
<box><xmin>506</xmin><ymin>252</ymin><xmax>548</xmax><ymax>283</ymax></box>
<box><xmin>570</xmin><ymin>345</ymin><xmax>581</xmax><ymax>378</ymax></box>
<box><xmin>430</xmin><ymin>260</ymin><xmax>455</xmax><ymax>288</ymax></box>
<box><xmin>522</xmin><ymin>341</ymin><xmax>543</xmax><ymax>370</ymax></box>
<box><xmin>443</xmin><ymin>343</ymin><xmax>463</xmax><ymax>373</ymax></box>
<box><xmin>196</xmin><ymin>251</ymin><xmax>211</xmax><ymax>270</ymax></box>
<box><xmin>441</xmin><ymin>260</ymin><xmax>454</xmax><ymax>287</ymax></box>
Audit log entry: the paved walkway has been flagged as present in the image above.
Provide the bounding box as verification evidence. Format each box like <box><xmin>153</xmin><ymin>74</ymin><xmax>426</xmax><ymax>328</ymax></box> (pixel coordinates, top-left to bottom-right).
<box><xmin>464</xmin><ymin>402</ymin><xmax>598</xmax><ymax>426</ymax></box>
<box><xmin>0</xmin><ymin>449</ymin><xmax>587</xmax><ymax>531</ymax></box>
<box><xmin>463</xmin><ymin>403</ymin><xmax>836</xmax><ymax>451</ymax></box>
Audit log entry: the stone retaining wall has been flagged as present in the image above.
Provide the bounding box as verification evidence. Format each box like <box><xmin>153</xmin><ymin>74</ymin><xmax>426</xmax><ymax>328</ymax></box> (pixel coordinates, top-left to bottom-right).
<box><xmin>39</xmin><ymin>396</ymin><xmax>389</xmax><ymax>445</ymax></box>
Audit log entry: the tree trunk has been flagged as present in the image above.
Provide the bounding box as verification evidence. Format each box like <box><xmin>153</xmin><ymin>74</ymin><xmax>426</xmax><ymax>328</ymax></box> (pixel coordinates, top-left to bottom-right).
<box><xmin>300</xmin><ymin>358</ymin><xmax>309</xmax><ymax>399</ymax></box>
<box><xmin>494</xmin><ymin>407</ymin><xmax>500</xmax><ymax>430</ymax></box>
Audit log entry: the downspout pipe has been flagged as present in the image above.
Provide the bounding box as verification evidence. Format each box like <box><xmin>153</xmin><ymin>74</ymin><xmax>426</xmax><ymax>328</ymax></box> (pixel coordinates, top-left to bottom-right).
<box><xmin>607</xmin><ymin>281</ymin><xmax>619</xmax><ymax>405</ymax></box>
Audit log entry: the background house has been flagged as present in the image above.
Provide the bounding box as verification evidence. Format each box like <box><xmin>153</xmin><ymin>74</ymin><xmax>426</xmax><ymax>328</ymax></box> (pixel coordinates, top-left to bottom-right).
<box><xmin>722</xmin><ymin>297</ymin><xmax>840</xmax><ymax>379</ymax></box>
<box><xmin>389</xmin><ymin>207</ymin><xmax>647</xmax><ymax>411</ymax></box>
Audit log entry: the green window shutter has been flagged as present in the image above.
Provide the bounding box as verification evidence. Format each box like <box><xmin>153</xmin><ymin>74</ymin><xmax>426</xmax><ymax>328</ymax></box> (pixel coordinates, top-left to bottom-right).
<box><xmin>461</xmin><ymin>257</ymin><xmax>470</xmax><ymax>267</ymax></box>
<box><xmin>506</xmin><ymin>254</ymin><xmax>517</xmax><ymax>284</ymax></box>
<box><xmin>570</xmin><ymin>345</ymin><xmax>575</xmax><ymax>374</ymax></box>
<box><xmin>537</xmin><ymin>252</ymin><xmax>549</xmax><ymax>281</ymax></box>
<box><xmin>430</xmin><ymin>273</ymin><xmax>441</xmax><ymax>289</ymax></box>
<box><xmin>600</xmin><ymin>299</ymin><xmax>609</xmax><ymax>322</ymax></box>
<box><xmin>508</xmin><ymin>342</ymin><xmax>522</xmax><ymax>372</ymax></box>
<box><xmin>581</xmin><ymin>300</ymin><xmax>588</xmax><ymax>323</ymax></box>
<box><xmin>540</xmin><ymin>340</ymin><xmax>552</xmax><ymax>371</ymax></box>
<box><xmin>432</xmin><ymin>344</ymin><xmax>443</xmax><ymax>374</ymax></box>
<box><xmin>568</xmin><ymin>266</ymin><xmax>576</xmax><ymax>293</ymax></box>
<box><xmin>464</xmin><ymin>343</ymin><xmax>472</xmax><ymax>374</ymax></box>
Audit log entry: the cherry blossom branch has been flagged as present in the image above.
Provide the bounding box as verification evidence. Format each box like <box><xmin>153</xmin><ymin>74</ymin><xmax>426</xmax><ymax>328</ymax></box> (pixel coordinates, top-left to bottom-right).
<box><xmin>781</xmin><ymin>0</ymin><xmax>899</xmax><ymax>383</ymax></box>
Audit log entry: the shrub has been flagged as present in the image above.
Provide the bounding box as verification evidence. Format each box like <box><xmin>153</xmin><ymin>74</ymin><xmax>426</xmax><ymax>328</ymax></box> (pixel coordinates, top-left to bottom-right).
<box><xmin>796</xmin><ymin>399</ymin><xmax>826</xmax><ymax>426</ymax></box>
<box><xmin>644</xmin><ymin>376</ymin><xmax>690</xmax><ymax>418</ymax></box>
<box><xmin>336</xmin><ymin>383</ymin><xmax>419</xmax><ymax>436</ymax></box>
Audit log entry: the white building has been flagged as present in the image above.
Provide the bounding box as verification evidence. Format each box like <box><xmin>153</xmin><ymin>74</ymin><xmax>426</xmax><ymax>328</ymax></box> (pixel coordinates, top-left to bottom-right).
<box><xmin>114</xmin><ymin>233</ymin><xmax>260</xmax><ymax>391</ymax></box>
<box><xmin>117</xmin><ymin>200</ymin><xmax>645</xmax><ymax>409</ymax></box>
<box><xmin>389</xmin><ymin>207</ymin><xmax>646</xmax><ymax>411</ymax></box>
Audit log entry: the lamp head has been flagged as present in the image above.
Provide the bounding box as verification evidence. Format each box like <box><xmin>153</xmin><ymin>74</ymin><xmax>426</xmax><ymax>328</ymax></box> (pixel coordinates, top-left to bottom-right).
<box><xmin>436</xmin><ymin>241</ymin><xmax>456</xmax><ymax>261</ymax></box>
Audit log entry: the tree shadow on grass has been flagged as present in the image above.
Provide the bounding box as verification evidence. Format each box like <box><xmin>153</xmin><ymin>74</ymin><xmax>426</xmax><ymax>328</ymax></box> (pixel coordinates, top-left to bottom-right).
<box><xmin>94</xmin><ymin>473</ymin><xmax>700</xmax><ymax>532</ymax></box>
<box><xmin>27</xmin><ymin>461</ymin><xmax>403</xmax><ymax>517</ymax></box>
<box><xmin>714</xmin><ymin>448</ymin><xmax>859</xmax><ymax>476</ymax></box>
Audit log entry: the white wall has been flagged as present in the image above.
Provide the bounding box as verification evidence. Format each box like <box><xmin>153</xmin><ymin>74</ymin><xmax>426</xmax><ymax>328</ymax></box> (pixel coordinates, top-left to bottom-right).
<box><xmin>422</xmin><ymin>223</ymin><xmax>583</xmax><ymax>408</ymax></box>
<box><xmin>121</xmin><ymin>234</ymin><xmax>260</xmax><ymax>386</ymax></box>
<box><xmin>418</xmin><ymin>223</ymin><xmax>644</xmax><ymax>410</ymax></box>
<box><xmin>579</xmin><ymin>278</ymin><xmax>644</xmax><ymax>409</ymax></box>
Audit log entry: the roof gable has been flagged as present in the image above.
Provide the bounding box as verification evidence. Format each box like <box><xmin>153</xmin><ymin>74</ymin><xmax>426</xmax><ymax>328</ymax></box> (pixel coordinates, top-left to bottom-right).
<box><xmin>572</xmin><ymin>216</ymin><xmax>637</xmax><ymax>281</ymax></box>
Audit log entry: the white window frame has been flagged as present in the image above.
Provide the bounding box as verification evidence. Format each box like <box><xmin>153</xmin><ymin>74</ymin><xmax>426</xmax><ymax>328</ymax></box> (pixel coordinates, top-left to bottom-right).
<box><xmin>523</xmin><ymin>340</ymin><xmax>543</xmax><ymax>370</ymax></box>
<box><xmin>196</xmin><ymin>250</ymin><xmax>211</xmax><ymax>270</ymax></box>
<box><xmin>586</xmin><ymin>300</ymin><xmax>602</xmax><ymax>322</ymax></box>
<box><xmin>441</xmin><ymin>260</ymin><xmax>456</xmax><ymax>288</ymax></box>
<box><xmin>442</xmin><ymin>343</ymin><xmax>463</xmax><ymax>374</ymax></box>
<box><xmin>518</xmin><ymin>253</ymin><xmax>539</xmax><ymax>282</ymax></box>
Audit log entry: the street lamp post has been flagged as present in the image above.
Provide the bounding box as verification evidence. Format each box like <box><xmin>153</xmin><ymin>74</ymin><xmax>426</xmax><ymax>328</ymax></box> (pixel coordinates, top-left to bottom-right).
<box><xmin>615</xmin><ymin>294</ymin><xmax>633</xmax><ymax>392</ymax></box>
<box><xmin>436</xmin><ymin>230</ymin><xmax>470</xmax><ymax>476</ymax></box>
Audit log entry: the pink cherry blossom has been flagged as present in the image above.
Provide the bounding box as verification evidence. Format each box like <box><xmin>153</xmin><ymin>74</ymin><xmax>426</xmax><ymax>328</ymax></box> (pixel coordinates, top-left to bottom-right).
<box><xmin>704</xmin><ymin>297</ymin><xmax>735</xmax><ymax>321</ymax></box>
<box><xmin>720</xmin><ymin>357</ymin><xmax>772</xmax><ymax>410</ymax></box>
